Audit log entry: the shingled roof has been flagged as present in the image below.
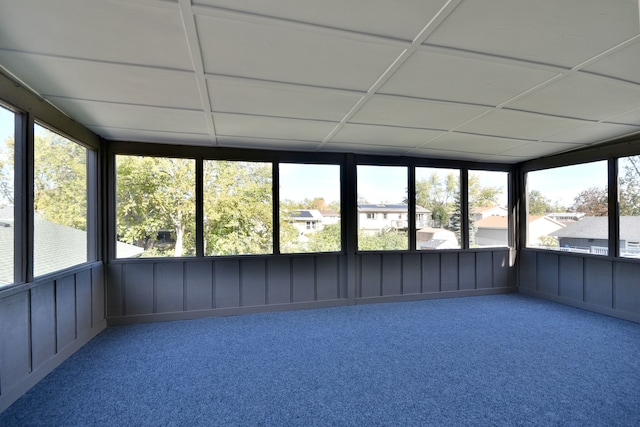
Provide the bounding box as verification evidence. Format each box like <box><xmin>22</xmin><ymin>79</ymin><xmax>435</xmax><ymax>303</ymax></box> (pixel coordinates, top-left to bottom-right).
<box><xmin>550</xmin><ymin>216</ymin><xmax>640</xmax><ymax>241</ymax></box>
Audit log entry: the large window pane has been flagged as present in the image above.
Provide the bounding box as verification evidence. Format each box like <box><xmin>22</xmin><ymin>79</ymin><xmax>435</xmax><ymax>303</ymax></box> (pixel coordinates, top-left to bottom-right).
<box><xmin>619</xmin><ymin>155</ymin><xmax>640</xmax><ymax>258</ymax></box>
<box><xmin>280</xmin><ymin>163</ymin><xmax>340</xmax><ymax>253</ymax></box>
<box><xmin>0</xmin><ymin>106</ymin><xmax>15</xmax><ymax>285</ymax></box>
<box><xmin>526</xmin><ymin>161</ymin><xmax>608</xmax><ymax>255</ymax></box>
<box><xmin>204</xmin><ymin>160</ymin><xmax>272</xmax><ymax>256</ymax></box>
<box><xmin>116</xmin><ymin>155</ymin><xmax>195</xmax><ymax>258</ymax></box>
<box><xmin>415</xmin><ymin>167</ymin><xmax>460</xmax><ymax>250</ymax></box>
<box><xmin>470</xmin><ymin>170</ymin><xmax>509</xmax><ymax>248</ymax></box>
<box><xmin>357</xmin><ymin>165</ymin><xmax>408</xmax><ymax>251</ymax></box>
<box><xmin>34</xmin><ymin>124</ymin><xmax>88</xmax><ymax>276</ymax></box>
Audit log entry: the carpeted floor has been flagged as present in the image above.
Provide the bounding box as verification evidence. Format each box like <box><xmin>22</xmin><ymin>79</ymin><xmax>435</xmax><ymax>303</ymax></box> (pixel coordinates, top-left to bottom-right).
<box><xmin>1</xmin><ymin>294</ymin><xmax>639</xmax><ymax>426</ymax></box>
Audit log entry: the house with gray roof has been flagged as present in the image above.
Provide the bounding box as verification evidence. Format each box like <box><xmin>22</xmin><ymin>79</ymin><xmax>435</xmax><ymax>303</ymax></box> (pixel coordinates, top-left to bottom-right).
<box><xmin>550</xmin><ymin>216</ymin><xmax>640</xmax><ymax>256</ymax></box>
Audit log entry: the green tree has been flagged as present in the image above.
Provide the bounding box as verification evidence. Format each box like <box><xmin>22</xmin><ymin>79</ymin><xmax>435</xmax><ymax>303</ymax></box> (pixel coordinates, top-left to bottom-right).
<box><xmin>117</xmin><ymin>156</ymin><xmax>195</xmax><ymax>257</ymax></box>
<box><xmin>620</xmin><ymin>155</ymin><xmax>640</xmax><ymax>215</ymax></box>
<box><xmin>415</xmin><ymin>172</ymin><xmax>458</xmax><ymax>226</ymax></box>
<box><xmin>33</xmin><ymin>131</ymin><xmax>87</xmax><ymax>231</ymax></box>
<box><xmin>570</xmin><ymin>186</ymin><xmax>608</xmax><ymax>216</ymax></box>
<box><xmin>528</xmin><ymin>190</ymin><xmax>554</xmax><ymax>215</ymax></box>
<box><xmin>204</xmin><ymin>161</ymin><xmax>272</xmax><ymax>255</ymax></box>
<box><xmin>0</xmin><ymin>137</ymin><xmax>15</xmax><ymax>206</ymax></box>
<box><xmin>358</xmin><ymin>229</ymin><xmax>407</xmax><ymax>251</ymax></box>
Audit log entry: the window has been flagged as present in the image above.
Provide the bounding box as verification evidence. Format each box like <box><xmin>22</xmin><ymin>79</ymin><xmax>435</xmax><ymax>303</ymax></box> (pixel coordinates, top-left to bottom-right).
<box><xmin>116</xmin><ymin>155</ymin><xmax>195</xmax><ymax>258</ymax></box>
<box><xmin>526</xmin><ymin>161</ymin><xmax>608</xmax><ymax>255</ymax></box>
<box><xmin>0</xmin><ymin>106</ymin><xmax>15</xmax><ymax>286</ymax></box>
<box><xmin>618</xmin><ymin>155</ymin><xmax>640</xmax><ymax>258</ymax></box>
<box><xmin>204</xmin><ymin>160</ymin><xmax>272</xmax><ymax>256</ymax></box>
<box><xmin>357</xmin><ymin>165</ymin><xmax>408</xmax><ymax>251</ymax></box>
<box><xmin>279</xmin><ymin>163</ymin><xmax>341</xmax><ymax>253</ymax></box>
<box><xmin>470</xmin><ymin>170</ymin><xmax>509</xmax><ymax>248</ymax></box>
<box><xmin>415</xmin><ymin>167</ymin><xmax>461</xmax><ymax>250</ymax></box>
<box><xmin>33</xmin><ymin>124</ymin><xmax>88</xmax><ymax>276</ymax></box>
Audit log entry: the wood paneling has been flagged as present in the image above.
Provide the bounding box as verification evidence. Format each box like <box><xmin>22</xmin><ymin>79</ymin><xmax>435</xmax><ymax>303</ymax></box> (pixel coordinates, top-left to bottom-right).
<box><xmin>292</xmin><ymin>257</ymin><xmax>315</xmax><ymax>303</ymax></box>
<box><xmin>559</xmin><ymin>256</ymin><xmax>583</xmax><ymax>301</ymax></box>
<box><xmin>267</xmin><ymin>257</ymin><xmax>291</xmax><ymax>305</ymax></box>
<box><xmin>476</xmin><ymin>252</ymin><xmax>492</xmax><ymax>289</ymax></box>
<box><xmin>421</xmin><ymin>253</ymin><xmax>440</xmax><ymax>293</ymax></box>
<box><xmin>458</xmin><ymin>253</ymin><xmax>476</xmax><ymax>290</ymax></box>
<box><xmin>56</xmin><ymin>275</ymin><xmax>76</xmax><ymax>351</ymax></box>
<box><xmin>518</xmin><ymin>250</ymin><xmax>537</xmax><ymax>291</ymax></box>
<box><xmin>76</xmin><ymin>270</ymin><xmax>93</xmax><ymax>335</ymax></box>
<box><xmin>155</xmin><ymin>263</ymin><xmax>184</xmax><ymax>313</ymax></box>
<box><xmin>124</xmin><ymin>263</ymin><xmax>154</xmax><ymax>316</ymax></box>
<box><xmin>584</xmin><ymin>258</ymin><xmax>612</xmax><ymax>307</ymax></box>
<box><xmin>614</xmin><ymin>262</ymin><xmax>640</xmax><ymax>314</ymax></box>
<box><xmin>537</xmin><ymin>253</ymin><xmax>559</xmax><ymax>295</ymax></box>
<box><xmin>30</xmin><ymin>282</ymin><xmax>56</xmax><ymax>370</ymax></box>
<box><xmin>317</xmin><ymin>256</ymin><xmax>339</xmax><ymax>301</ymax></box>
<box><xmin>382</xmin><ymin>254</ymin><xmax>402</xmax><ymax>296</ymax></box>
<box><xmin>0</xmin><ymin>292</ymin><xmax>30</xmax><ymax>394</ymax></box>
<box><xmin>241</xmin><ymin>258</ymin><xmax>267</xmax><ymax>307</ymax></box>
<box><xmin>185</xmin><ymin>261</ymin><xmax>213</xmax><ymax>311</ymax></box>
<box><xmin>360</xmin><ymin>254</ymin><xmax>381</xmax><ymax>298</ymax></box>
<box><xmin>214</xmin><ymin>259</ymin><xmax>240</xmax><ymax>308</ymax></box>
<box><xmin>402</xmin><ymin>253</ymin><xmax>421</xmax><ymax>295</ymax></box>
<box><xmin>441</xmin><ymin>253</ymin><xmax>459</xmax><ymax>291</ymax></box>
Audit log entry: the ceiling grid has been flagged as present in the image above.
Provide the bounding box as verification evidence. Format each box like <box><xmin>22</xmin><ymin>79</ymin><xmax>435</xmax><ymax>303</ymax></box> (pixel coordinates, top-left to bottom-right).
<box><xmin>0</xmin><ymin>0</ymin><xmax>639</xmax><ymax>162</ymax></box>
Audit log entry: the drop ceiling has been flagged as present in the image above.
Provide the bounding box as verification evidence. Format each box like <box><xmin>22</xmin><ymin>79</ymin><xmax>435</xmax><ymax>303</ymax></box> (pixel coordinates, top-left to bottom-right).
<box><xmin>1</xmin><ymin>0</ymin><xmax>639</xmax><ymax>163</ymax></box>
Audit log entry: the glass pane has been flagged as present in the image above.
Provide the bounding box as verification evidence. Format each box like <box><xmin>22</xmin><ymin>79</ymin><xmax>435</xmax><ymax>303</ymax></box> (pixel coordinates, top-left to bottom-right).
<box><xmin>116</xmin><ymin>155</ymin><xmax>195</xmax><ymax>258</ymax></box>
<box><xmin>470</xmin><ymin>170</ymin><xmax>509</xmax><ymax>248</ymax></box>
<box><xmin>619</xmin><ymin>155</ymin><xmax>640</xmax><ymax>258</ymax></box>
<box><xmin>0</xmin><ymin>106</ymin><xmax>15</xmax><ymax>286</ymax></box>
<box><xmin>415</xmin><ymin>167</ymin><xmax>461</xmax><ymax>250</ymax></box>
<box><xmin>357</xmin><ymin>165</ymin><xmax>408</xmax><ymax>251</ymax></box>
<box><xmin>34</xmin><ymin>124</ymin><xmax>88</xmax><ymax>276</ymax></box>
<box><xmin>280</xmin><ymin>163</ymin><xmax>341</xmax><ymax>253</ymax></box>
<box><xmin>526</xmin><ymin>161</ymin><xmax>608</xmax><ymax>255</ymax></box>
<box><xmin>204</xmin><ymin>160</ymin><xmax>272</xmax><ymax>256</ymax></box>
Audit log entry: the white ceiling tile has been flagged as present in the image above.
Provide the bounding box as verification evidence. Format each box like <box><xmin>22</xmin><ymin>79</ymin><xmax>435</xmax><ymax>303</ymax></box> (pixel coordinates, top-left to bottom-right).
<box><xmin>0</xmin><ymin>51</ymin><xmax>201</xmax><ymax>110</ymax></box>
<box><xmin>409</xmin><ymin>147</ymin><xmax>496</xmax><ymax>162</ymax></box>
<box><xmin>322</xmin><ymin>142</ymin><xmax>414</xmax><ymax>156</ymax></box>
<box><xmin>193</xmin><ymin>0</ymin><xmax>447</xmax><ymax>41</ymax></box>
<box><xmin>380</xmin><ymin>50</ymin><xmax>559</xmax><ymax>105</ymax></box>
<box><xmin>49</xmin><ymin>98</ymin><xmax>210</xmax><ymax>134</ymax></box>
<box><xmin>427</xmin><ymin>0</ymin><xmax>639</xmax><ymax>67</ymax></box>
<box><xmin>350</xmin><ymin>95</ymin><xmax>490</xmax><ymax>129</ymax></box>
<box><xmin>217</xmin><ymin>136</ymin><xmax>321</xmax><ymax>152</ymax></box>
<box><xmin>457</xmin><ymin>110</ymin><xmax>587</xmax><ymax>140</ymax></box>
<box><xmin>214</xmin><ymin>113</ymin><xmax>337</xmax><ymax>141</ymax></box>
<box><xmin>207</xmin><ymin>78</ymin><xmax>362</xmax><ymax>121</ymax></box>
<box><xmin>543</xmin><ymin>122</ymin><xmax>640</xmax><ymax>144</ymax></box>
<box><xmin>195</xmin><ymin>15</ymin><xmax>404</xmax><ymax>90</ymax></box>
<box><xmin>508</xmin><ymin>74</ymin><xmax>640</xmax><ymax>121</ymax></box>
<box><xmin>0</xmin><ymin>0</ymin><xmax>193</xmax><ymax>69</ymax></box>
<box><xmin>606</xmin><ymin>107</ymin><xmax>640</xmax><ymax>126</ymax></box>
<box><xmin>583</xmin><ymin>40</ymin><xmax>640</xmax><ymax>84</ymax></box>
<box><xmin>89</xmin><ymin>127</ymin><xmax>213</xmax><ymax>146</ymax></box>
<box><xmin>499</xmin><ymin>141</ymin><xmax>584</xmax><ymax>158</ymax></box>
<box><xmin>420</xmin><ymin>133</ymin><xmax>530</xmax><ymax>155</ymax></box>
<box><xmin>331</xmin><ymin>124</ymin><xmax>442</xmax><ymax>146</ymax></box>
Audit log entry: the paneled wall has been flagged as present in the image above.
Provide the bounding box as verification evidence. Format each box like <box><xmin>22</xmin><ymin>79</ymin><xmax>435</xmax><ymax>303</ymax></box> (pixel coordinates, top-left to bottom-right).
<box><xmin>106</xmin><ymin>249</ymin><xmax>516</xmax><ymax>324</ymax></box>
<box><xmin>519</xmin><ymin>249</ymin><xmax>640</xmax><ymax>323</ymax></box>
<box><xmin>0</xmin><ymin>263</ymin><xmax>106</xmax><ymax>413</ymax></box>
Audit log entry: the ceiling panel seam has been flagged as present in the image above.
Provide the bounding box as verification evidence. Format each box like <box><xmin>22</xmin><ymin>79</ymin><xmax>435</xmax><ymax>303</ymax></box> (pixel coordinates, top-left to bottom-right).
<box><xmin>190</xmin><ymin>4</ymin><xmax>407</xmax><ymax>48</ymax></box>
<box><xmin>178</xmin><ymin>0</ymin><xmax>217</xmax><ymax>144</ymax></box>
<box><xmin>316</xmin><ymin>0</ymin><xmax>463</xmax><ymax>151</ymax></box>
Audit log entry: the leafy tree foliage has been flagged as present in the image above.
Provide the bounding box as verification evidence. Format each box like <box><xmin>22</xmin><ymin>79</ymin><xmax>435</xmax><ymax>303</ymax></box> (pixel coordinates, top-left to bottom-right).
<box><xmin>527</xmin><ymin>190</ymin><xmax>564</xmax><ymax>215</ymax></box>
<box><xmin>204</xmin><ymin>161</ymin><xmax>272</xmax><ymax>255</ymax></box>
<box><xmin>117</xmin><ymin>156</ymin><xmax>196</xmax><ymax>257</ymax></box>
<box><xmin>415</xmin><ymin>172</ymin><xmax>458</xmax><ymax>225</ymax></box>
<box><xmin>620</xmin><ymin>155</ymin><xmax>640</xmax><ymax>216</ymax></box>
<box><xmin>0</xmin><ymin>137</ymin><xmax>14</xmax><ymax>206</ymax></box>
<box><xmin>358</xmin><ymin>229</ymin><xmax>407</xmax><ymax>251</ymax></box>
<box><xmin>33</xmin><ymin>131</ymin><xmax>87</xmax><ymax>231</ymax></box>
<box><xmin>570</xmin><ymin>186</ymin><xmax>608</xmax><ymax>216</ymax></box>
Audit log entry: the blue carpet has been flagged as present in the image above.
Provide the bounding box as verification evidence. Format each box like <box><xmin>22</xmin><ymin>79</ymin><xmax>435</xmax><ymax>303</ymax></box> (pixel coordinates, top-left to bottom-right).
<box><xmin>1</xmin><ymin>294</ymin><xmax>639</xmax><ymax>426</ymax></box>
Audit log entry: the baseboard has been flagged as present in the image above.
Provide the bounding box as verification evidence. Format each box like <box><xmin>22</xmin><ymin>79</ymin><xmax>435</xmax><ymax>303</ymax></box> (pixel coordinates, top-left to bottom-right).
<box><xmin>107</xmin><ymin>299</ymin><xmax>351</xmax><ymax>325</ymax></box>
<box><xmin>0</xmin><ymin>320</ymin><xmax>107</xmax><ymax>414</ymax></box>
<box><xmin>519</xmin><ymin>288</ymin><xmax>640</xmax><ymax>324</ymax></box>
<box><xmin>355</xmin><ymin>287</ymin><xmax>518</xmax><ymax>305</ymax></box>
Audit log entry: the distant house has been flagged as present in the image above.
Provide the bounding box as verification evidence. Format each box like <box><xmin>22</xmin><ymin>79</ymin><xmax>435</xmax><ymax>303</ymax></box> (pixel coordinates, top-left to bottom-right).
<box><xmin>416</xmin><ymin>227</ymin><xmax>459</xmax><ymax>249</ymax></box>
<box><xmin>546</xmin><ymin>212</ymin><xmax>585</xmax><ymax>225</ymax></box>
<box><xmin>358</xmin><ymin>204</ymin><xmax>430</xmax><ymax>234</ymax></box>
<box><xmin>550</xmin><ymin>216</ymin><xmax>640</xmax><ymax>256</ymax></box>
<box><xmin>473</xmin><ymin>206</ymin><xmax>508</xmax><ymax>221</ymax></box>
<box><xmin>527</xmin><ymin>215</ymin><xmax>565</xmax><ymax>246</ymax></box>
<box><xmin>475</xmin><ymin>215</ymin><xmax>509</xmax><ymax>247</ymax></box>
<box><xmin>319</xmin><ymin>209</ymin><xmax>340</xmax><ymax>226</ymax></box>
<box><xmin>288</xmin><ymin>209</ymin><xmax>324</xmax><ymax>235</ymax></box>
